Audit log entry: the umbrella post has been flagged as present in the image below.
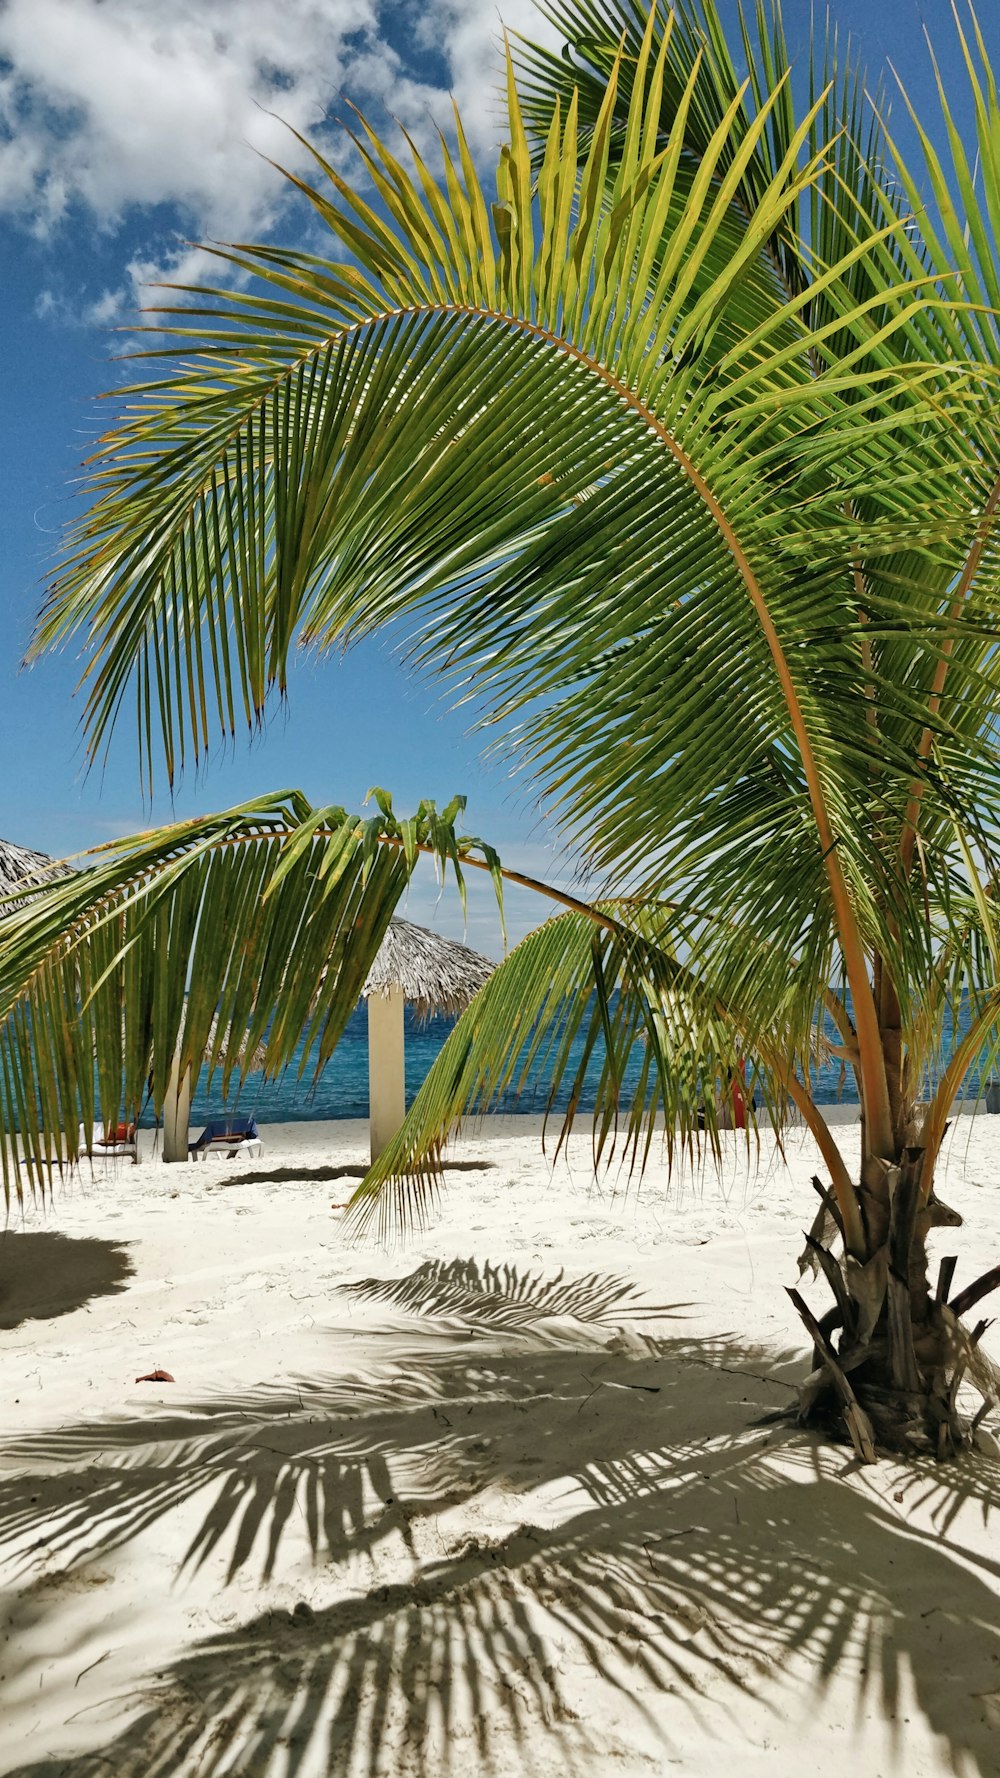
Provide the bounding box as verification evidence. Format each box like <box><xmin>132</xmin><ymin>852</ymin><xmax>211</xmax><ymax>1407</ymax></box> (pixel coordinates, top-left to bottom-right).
<box><xmin>368</xmin><ymin>986</ymin><xmax>405</xmax><ymax>1165</ymax></box>
<box><xmin>162</xmin><ymin>1055</ymin><xmax>193</xmax><ymax>1162</ymax></box>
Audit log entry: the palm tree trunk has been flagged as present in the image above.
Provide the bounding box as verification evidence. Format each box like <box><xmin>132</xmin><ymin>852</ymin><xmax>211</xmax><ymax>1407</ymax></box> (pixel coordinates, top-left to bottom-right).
<box><xmin>162</xmin><ymin>1057</ymin><xmax>193</xmax><ymax>1163</ymax></box>
<box><xmin>791</xmin><ymin>1144</ymin><xmax>998</xmax><ymax>1459</ymax></box>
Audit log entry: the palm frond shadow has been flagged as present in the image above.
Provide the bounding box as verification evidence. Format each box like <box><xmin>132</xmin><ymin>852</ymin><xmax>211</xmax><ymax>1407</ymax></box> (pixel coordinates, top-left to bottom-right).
<box><xmin>341</xmin><ymin>1256</ymin><xmax>688</xmax><ymax>1334</ymax></box>
<box><xmin>0</xmin><ymin>1259</ymin><xmax>713</xmax><ymax>1589</ymax></box>
<box><xmin>4</xmin><ymin>1262</ymin><xmax>1000</xmax><ymax>1776</ymax></box>
<box><xmin>886</xmin><ymin>1449</ymin><xmax>1000</xmax><ymax>1536</ymax></box>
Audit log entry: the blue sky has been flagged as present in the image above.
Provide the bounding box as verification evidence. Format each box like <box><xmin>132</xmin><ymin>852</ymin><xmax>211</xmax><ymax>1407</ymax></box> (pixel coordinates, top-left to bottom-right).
<box><xmin>0</xmin><ymin>0</ymin><xmax>995</xmax><ymax>952</ymax></box>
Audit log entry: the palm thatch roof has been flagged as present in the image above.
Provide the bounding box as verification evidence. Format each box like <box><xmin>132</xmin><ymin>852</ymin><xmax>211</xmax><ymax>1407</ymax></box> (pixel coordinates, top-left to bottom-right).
<box><xmin>362</xmin><ymin>918</ymin><xmax>494</xmax><ymax>1019</ymax></box>
<box><xmin>205</xmin><ymin>1015</ymin><xmax>269</xmax><ymax>1074</ymax></box>
<box><xmin>206</xmin><ymin>919</ymin><xmax>493</xmax><ymax>1076</ymax></box>
<box><xmin>0</xmin><ymin>839</ymin><xmax>489</xmax><ymax>1074</ymax></box>
<box><xmin>0</xmin><ymin>837</ymin><xmax>68</xmax><ymax>900</ymax></box>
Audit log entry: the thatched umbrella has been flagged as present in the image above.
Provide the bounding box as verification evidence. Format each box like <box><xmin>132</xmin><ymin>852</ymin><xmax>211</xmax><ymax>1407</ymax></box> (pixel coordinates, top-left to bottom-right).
<box><xmin>0</xmin><ymin>837</ymin><xmax>67</xmax><ymax>905</ymax></box>
<box><xmin>161</xmin><ymin>919</ymin><xmax>493</xmax><ymax>1163</ymax></box>
<box><xmin>361</xmin><ymin>919</ymin><xmax>494</xmax><ymax>1163</ymax></box>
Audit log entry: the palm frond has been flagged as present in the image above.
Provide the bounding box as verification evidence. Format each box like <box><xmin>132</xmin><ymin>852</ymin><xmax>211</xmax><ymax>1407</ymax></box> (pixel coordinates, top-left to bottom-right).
<box><xmin>344</xmin><ymin>897</ymin><xmax>842</xmax><ymax>1241</ymax></box>
<box><xmin>0</xmin><ymin>790</ymin><xmax>500</xmax><ymax>1203</ymax></box>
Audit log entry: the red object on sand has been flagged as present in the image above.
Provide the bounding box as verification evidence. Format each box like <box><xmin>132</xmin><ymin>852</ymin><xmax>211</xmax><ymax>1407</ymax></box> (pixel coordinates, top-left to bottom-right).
<box><xmin>99</xmin><ymin>1123</ymin><xmax>136</xmax><ymax>1146</ymax></box>
<box><xmin>135</xmin><ymin>1369</ymin><xmax>175</xmax><ymax>1383</ymax></box>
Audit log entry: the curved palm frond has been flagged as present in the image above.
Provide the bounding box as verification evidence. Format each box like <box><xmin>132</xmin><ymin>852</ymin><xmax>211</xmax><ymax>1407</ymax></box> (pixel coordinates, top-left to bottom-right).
<box><xmin>517</xmin><ymin>1</ymin><xmax>922</xmax><ymax>298</ymax></box>
<box><xmin>345</xmin><ymin>895</ymin><xmax>860</xmax><ymax>1241</ymax></box>
<box><xmin>516</xmin><ymin>0</ymin><xmax>1000</xmax><ymax>1004</ymax></box>
<box><xmin>0</xmin><ymin>789</ymin><xmax>501</xmax><ymax>1201</ymax></box>
<box><xmin>34</xmin><ymin>16</ymin><xmax>984</xmax><ymax>828</ymax></box>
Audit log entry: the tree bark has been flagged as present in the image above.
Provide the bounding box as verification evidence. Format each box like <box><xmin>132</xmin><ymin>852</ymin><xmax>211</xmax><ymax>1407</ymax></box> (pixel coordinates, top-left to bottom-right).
<box><xmin>791</xmin><ymin>1142</ymin><xmax>996</xmax><ymax>1460</ymax></box>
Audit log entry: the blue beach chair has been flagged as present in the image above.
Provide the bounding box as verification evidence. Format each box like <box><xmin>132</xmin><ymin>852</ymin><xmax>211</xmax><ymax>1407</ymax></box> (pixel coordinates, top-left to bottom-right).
<box><xmin>189</xmin><ymin>1116</ymin><xmax>262</xmax><ymax>1161</ymax></box>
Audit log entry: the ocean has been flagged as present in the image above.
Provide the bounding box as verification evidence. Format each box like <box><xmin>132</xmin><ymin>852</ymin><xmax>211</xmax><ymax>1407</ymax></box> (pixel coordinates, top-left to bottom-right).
<box><xmin>167</xmin><ymin>999</ymin><xmax>998</xmax><ymax>1130</ymax></box>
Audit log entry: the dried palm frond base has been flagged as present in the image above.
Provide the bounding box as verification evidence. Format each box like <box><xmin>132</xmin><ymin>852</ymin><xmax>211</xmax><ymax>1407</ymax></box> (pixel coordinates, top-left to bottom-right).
<box><xmin>787</xmin><ymin>1169</ymin><xmax>1000</xmax><ymax>1463</ymax></box>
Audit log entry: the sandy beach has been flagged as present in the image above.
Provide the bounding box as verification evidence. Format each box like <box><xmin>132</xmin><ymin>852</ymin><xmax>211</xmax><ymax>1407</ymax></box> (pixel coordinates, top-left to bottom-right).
<box><xmin>1</xmin><ymin>1113</ymin><xmax>999</xmax><ymax>1776</ymax></box>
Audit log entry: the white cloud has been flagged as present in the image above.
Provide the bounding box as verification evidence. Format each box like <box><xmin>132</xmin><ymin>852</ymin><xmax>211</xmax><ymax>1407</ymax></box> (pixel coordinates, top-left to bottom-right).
<box><xmin>82</xmin><ymin>286</ymin><xmax>129</xmax><ymax>326</ymax></box>
<box><xmin>0</xmin><ymin>0</ymin><xmax>565</xmax><ymax>318</ymax></box>
<box><xmin>33</xmin><ymin>278</ymin><xmax>130</xmax><ymax>328</ymax></box>
<box><xmin>419</xmin><ymin>0</ymin><xmax>561</xmax><ymax>144</ymax></box>
<box><xmin>0</xmin><ymin>0</ymin><xmax>374</xmax><ymax>233</ymax></box>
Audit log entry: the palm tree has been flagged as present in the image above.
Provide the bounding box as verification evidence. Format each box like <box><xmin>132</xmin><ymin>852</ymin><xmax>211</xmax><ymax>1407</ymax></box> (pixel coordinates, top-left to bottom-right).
<box><xmin>8</xmin><ymin>0</ymin><xmax>1000</xmax><ymax>1459</ymax></box>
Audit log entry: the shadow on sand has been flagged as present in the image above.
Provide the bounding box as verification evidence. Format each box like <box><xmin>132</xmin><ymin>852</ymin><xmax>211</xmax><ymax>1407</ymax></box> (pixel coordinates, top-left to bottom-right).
<box><xmin>212</xmin><ymin>1160</ymin><xmax>497</xmax><ymax>1188</ymax></box>
<box><xmin>2</xmin><ymin>1259</ymin><xmax>1000</xmax><ymax>1775</ymax></box>
<box><xmin>341</xmin><ymin>1254</ymin><xmax>688</xmax><ymax>1334</ymax></box>
<box><xmin>0</xmin><ymin>1230</ymin><xmax>134</xmax><ymax>1330</ymax></box>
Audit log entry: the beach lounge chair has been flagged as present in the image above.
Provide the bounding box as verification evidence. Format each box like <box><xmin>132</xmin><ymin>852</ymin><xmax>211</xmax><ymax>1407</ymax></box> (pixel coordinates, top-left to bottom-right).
<box><xmin>189</xmin><ymin>1116</ymin><xmax>262</xmax><ymax>1161</ymax></box>
<box><xmin>78</xmin><ymin>1121</ymin><xmax>139</xmax><ymax>1163</ymax></box>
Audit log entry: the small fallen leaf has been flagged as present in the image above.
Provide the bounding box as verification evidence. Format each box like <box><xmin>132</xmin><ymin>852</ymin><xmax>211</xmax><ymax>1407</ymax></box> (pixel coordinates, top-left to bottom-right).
<box><xmin>135</xmin><ymin>1369</ymin><xmax>174</xmax><ymax>1384</ymax></box>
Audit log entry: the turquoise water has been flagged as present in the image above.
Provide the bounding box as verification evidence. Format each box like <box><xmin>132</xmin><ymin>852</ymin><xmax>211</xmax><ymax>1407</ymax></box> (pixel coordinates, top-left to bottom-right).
<box><xmin>165</xmin><ymin>999</ymin><xmax>996</xmax><ymax>1130</ymax></box>
<box><xmin>182</xmin><ymin>1005</ymin><xmax>462</xmax><ymax>1127</ymax></box>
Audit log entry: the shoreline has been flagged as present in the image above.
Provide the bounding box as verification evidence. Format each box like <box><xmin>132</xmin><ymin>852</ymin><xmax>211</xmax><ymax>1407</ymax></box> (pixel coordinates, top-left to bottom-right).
<box><xmin>111</xmin><ymin>1094</ymin><xmax>1000</xmax><ymax>1157</ymax></box>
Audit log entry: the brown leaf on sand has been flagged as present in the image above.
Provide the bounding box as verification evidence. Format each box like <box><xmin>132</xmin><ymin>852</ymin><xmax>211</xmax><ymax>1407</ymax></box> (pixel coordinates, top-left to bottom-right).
<box><xmin>135</xmin><ymin>1368</ymin><xmax>174</xmax><ymax>1384</ymax></box>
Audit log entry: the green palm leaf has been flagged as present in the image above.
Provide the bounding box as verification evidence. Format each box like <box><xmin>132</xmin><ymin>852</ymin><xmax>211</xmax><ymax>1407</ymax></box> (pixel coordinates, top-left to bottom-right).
<box><xmin>346</xmin><ymin>894</ymin><xmax>861</xmax><ymax>1240</ymax></box>
<box><xmin>0</xmin><ymin>790</ymin><xmax>500</xmax><ymax>1203</ymax></box>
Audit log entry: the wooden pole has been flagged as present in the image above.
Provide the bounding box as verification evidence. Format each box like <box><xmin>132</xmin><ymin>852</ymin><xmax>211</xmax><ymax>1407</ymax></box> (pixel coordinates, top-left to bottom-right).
<box><xmin>368</xmin><ymin>986</ymin><xmax>406</xmax><ymax>1165</ymax></box>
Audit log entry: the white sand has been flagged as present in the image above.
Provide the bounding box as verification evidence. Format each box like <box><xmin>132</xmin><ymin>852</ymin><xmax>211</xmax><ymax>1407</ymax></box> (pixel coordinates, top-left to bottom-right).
<box><xmin>1</xmin><ymin>1112</ymin><xmax>999</xmax><ymax>1777</ymax></box>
